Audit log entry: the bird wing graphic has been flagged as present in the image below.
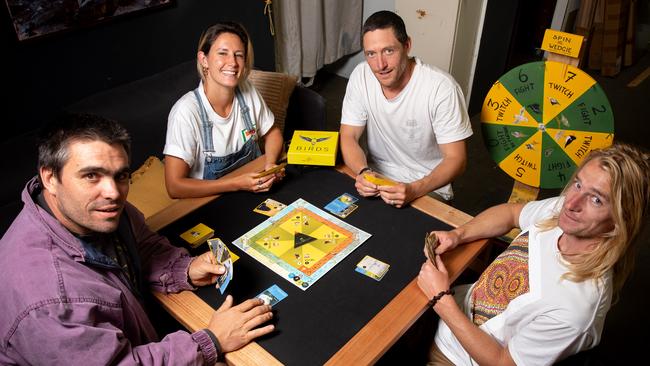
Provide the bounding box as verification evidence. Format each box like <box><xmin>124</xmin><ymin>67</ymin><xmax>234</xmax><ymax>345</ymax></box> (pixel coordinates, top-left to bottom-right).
<box><xmin>315</xmin><ymin>137</ymin><xmax>331</xmax><ymax>142</ymax></box>
<box><xmin>299</xmin><ymin>135</ymin><xmax>313</xmax><ymax>143</ymax></box>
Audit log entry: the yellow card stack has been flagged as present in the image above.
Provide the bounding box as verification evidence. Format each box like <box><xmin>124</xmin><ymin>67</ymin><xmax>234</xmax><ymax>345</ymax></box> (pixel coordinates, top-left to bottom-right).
<box><xmin>287</xmin><ymin>130</ymin><xmax>339</xmax><ymax>166</ymax></box>
<box><xmin>363</xmin><ymin>172</ymin><xmax>397</xmax><ymax>186</ymax></box>
<box><xmin>180</xmin><ymin>223</ymin><xmax>214</xmax><ymax>248</ymax></box>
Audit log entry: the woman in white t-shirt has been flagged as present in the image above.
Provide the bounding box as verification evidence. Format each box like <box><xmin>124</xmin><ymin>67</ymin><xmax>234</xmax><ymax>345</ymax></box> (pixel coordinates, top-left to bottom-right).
<box><xmin>163</xmin><ymin>22</ymin><xmax>284</xmax><ymax>198</ymax></box>
<box><xmin>417</xmin><ymin>143</ymin><xmax>650</xmax><ymax>365</ymax></box>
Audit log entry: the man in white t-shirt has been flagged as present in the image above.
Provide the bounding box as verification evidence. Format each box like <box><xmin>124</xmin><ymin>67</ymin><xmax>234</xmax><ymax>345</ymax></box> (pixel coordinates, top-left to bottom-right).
<box><xmin>340</xmin><ymin>10</ymin><xmax>472</xmax><ymax>206</ymax></box>
<box><xmin>417</xmin><ymin>143</ymin><xmax>650</xmax><ymax>365</ymax></box>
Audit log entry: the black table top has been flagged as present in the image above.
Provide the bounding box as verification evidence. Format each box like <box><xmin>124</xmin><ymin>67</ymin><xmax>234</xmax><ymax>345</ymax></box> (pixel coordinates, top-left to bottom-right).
<box><xmin>160</xmin><ymin>166</ymin><xmax>451</xmax><ymax>365</ymax></box>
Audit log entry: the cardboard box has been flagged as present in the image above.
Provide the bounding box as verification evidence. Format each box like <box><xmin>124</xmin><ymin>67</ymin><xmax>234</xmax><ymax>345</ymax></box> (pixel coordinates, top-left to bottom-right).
<box><xmin>287</xmin><ymin>130</ymin><xmax>339</xmax><ymax>166</ymax></box>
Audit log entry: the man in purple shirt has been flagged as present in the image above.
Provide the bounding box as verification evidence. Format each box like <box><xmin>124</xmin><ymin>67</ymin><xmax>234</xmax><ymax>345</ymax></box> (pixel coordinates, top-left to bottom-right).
<box><xmin>0</xmin><ymin>113</ymin><xmax>274</xmax><ymax>365</ymax></box>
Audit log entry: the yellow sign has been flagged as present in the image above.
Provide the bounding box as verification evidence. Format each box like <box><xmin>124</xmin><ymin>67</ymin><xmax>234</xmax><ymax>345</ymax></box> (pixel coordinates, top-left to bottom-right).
<box><xmin>288</xmin><ymin>130</ymin><xmax>339</xmax><ymax>166</ymax></box>
<box><xmin>541</xmin><ymin>29</ymin><xmax>583</xmax><ymax>58</ymax></box>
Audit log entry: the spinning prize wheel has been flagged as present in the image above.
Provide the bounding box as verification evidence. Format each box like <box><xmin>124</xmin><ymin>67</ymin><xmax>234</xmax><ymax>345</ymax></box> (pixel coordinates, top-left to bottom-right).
<box><xmin>481</xmin><ymin>61</ymin><xmax>614</xmax><ymax>189</ymax></box>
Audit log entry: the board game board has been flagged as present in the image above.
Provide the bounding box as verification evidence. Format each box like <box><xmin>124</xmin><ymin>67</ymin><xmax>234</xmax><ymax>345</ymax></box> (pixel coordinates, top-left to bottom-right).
<box><xmin>233</xmin><ymin>198</ymin><xmax>371</xmax><ymax>290</ymax></box>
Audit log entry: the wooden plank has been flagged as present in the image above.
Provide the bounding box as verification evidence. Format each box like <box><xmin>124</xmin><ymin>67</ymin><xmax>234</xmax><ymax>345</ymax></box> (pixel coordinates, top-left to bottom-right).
<box><xmin>627</xmin><ymin>66</ymin><xmax>650</xmax><ymax>87</ymax></box>
<box><xmin>325</xmin><ymin>239</ymin><xmax>489</xmax><ymax>365</ymax></box>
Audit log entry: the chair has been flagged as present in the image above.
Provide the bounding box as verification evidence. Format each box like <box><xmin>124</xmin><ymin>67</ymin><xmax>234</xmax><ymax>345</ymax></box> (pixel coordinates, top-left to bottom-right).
<box><xmin>248</xmin><ymin>69</ymin><xmax>298</xmax><ymax>135</ymax></box>
<box><xmin>284</xmin><ymin>85</ymin><xmax>327</xmax><ymax>140</ymax></box>
<box><xmin>127</xmin><ymin>156</ymin><xmax>177</xmax><ymax>220</ymax></box>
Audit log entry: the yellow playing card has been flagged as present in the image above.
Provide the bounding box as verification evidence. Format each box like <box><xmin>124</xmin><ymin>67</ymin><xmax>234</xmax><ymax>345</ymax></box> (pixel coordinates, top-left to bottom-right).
<box><xmin>363</xmin><ymin>172</ymin><xmax>397</xmax><ymax>186</ymax></box>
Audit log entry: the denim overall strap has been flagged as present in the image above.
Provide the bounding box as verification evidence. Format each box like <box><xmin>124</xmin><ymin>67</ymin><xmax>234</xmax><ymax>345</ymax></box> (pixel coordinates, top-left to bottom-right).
<box><xmin>235</xmin><ymin>87</ymin><xmax>257</xmax><ymax>138</ymax></box>
<box><xmin>193</xmin><ymin>88</ymin><xmax>215</xmax><ymax>153</ymax></box>
<box><xmin>197</xmin><ymin>87</ymin><xmax>262</xmax><ymax>180</ymax></box>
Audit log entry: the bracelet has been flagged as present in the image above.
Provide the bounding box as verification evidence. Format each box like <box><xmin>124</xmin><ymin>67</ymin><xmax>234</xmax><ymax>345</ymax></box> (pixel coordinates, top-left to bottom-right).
<box><xmin>203</xmin><ymin>328</ymin><xmax>225</xmax><ymax>362</ymax></box>
<box><xmin>428</xmin><ymin>289</ymin><xmax>454</xmax><ymax>307</ymax></box>
<box><xmin>358</xmin><ymin>166</ymin><xmax>371</xmax><ymax>175</ymax></box>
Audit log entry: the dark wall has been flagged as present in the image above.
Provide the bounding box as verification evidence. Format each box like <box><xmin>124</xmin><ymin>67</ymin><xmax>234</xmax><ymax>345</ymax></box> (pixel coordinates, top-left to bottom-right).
<box><xmin>468</xmin><ymin>0</ymin><xmax>557</xmax><ymax>115</ymax></box>
<box><xmin>468</xmin><ymin>0</ymin><xmax>520</xmax><ymax>115</ymax></box>
<box><xmin>2</xmin><ymin>1</ymin><xmax>275</xmax><ymax>141</ymax></box>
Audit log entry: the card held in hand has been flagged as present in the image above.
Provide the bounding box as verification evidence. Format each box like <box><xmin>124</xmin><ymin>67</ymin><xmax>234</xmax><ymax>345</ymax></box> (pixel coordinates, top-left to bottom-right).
<box><xmin>207</xmin><ymin>238</ymin><xmax>233</xmax><ymax>294</ymax></box>
<box><xmin>425</xmin><ymin>232</ymin><xmax>439</xmax><ymax>269</ymax></box>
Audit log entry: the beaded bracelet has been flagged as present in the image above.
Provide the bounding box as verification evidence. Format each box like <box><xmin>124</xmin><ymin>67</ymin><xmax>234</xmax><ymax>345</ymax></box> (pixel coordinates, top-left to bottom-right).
<box><xmin>428</xmin><ymin>289</ymin><xmax>454</xmax><ymax>307</ymax></box>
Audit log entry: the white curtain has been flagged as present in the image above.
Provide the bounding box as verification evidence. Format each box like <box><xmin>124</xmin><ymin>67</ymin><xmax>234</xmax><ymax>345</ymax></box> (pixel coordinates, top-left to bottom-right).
<box><xmin>272</xmin><ymin>0</ymin><xmax>362</xmax><ymax>80</ymax></box>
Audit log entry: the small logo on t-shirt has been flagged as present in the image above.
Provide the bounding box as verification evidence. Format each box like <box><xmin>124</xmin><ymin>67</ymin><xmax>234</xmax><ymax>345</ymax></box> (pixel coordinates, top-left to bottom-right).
<box><xmin>241</xmin><ymin>128</ymin><xmax>257</xmax><ymax>142</ymax></box>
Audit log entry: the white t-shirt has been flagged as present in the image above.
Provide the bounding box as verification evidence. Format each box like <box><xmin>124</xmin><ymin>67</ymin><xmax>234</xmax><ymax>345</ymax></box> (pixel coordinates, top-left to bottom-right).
<box><xmin>435</xmin><ymin>197</ymin><xmax>612</xmax><ymax>365</ymax></box>
<box><xmin>163</xmin><ymin>80</ymin><xmax>274</xmax><ymax>179</ymax></box>
<box><xmin>341</xmin><ymin>58</ymin><xmax>472</xmax><ymax>200</ymax></box>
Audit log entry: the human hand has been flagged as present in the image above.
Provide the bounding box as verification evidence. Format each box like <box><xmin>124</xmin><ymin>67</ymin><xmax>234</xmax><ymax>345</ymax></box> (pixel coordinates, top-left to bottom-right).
<box><xmin>188</xmin><ymin>251</ymin><xmax>224</xmax><ymax>287</ymax></box>
<box><xmin>430</xmin><ymin>230</ymin><xmax>461</xmax><ymax>255</ymax></box>
<box><xmin>417</xmin><ymin>256</ymin><xmax>451</xmax><ymax>303</ymax></box>
<box><xmin>377</xmin><ymin>182</ymin><xmax>415</xmax><ymax>208</ymax></box>
<box><xmin>354</xmin><ymin>173</ymin><xmax>380</xmax><ymax>197</ymax></box>
<box><xmin>207</xmin><ymin>296</ymin><xmax>275</xmax><ymax>353</ymax></box>
<box><xmin>240</xmin><ymin>172</ymin><xmax>276</xmax><ymax>193</ymax></box>
<box><xmin>262</xmin><ymin>162</ymin><xmax>286</xmax><ymax>182</ymax></box>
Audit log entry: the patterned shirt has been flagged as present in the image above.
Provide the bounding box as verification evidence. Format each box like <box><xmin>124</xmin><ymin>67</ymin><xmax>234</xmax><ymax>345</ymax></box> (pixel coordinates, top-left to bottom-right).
<box><xmin>471</xmin><ymin>232</ymin><xmax>530</xmax><ymax>326</ymax></box>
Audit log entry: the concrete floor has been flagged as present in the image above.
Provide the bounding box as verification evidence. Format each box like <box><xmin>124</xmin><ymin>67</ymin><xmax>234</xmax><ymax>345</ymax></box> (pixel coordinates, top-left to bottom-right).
<box><xmin>310</xmin><ymin>50</ymin><xmax>650</xmax><ymax>364</ymax></box>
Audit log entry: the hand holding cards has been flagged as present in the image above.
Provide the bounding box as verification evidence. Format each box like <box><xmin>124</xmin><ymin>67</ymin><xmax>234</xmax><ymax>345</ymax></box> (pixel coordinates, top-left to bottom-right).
<box><xmin>254</xmin><ymin>162</ymin><xmax>287</xmax><ymax>178</ymax></box>
<box><xmin>425</xmin><ymin>232</ymin><xmax>439</xmax><ymax>269</ymax></box>
<box><xmin>363</xmin><ymin>172</ymin><xmax>397</xmax><ymax>187</ymax></box>
<box><xmin>207</xmin><ymin>238</ymin><xmax>233</xmax><ymax>294</ymax></box>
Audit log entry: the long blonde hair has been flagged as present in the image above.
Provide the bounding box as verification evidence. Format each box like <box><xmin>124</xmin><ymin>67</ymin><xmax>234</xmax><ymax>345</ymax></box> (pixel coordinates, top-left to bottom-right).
<box><xmin>537</xmin><ymin>143</ymin><xmax>650</xmax><ymax>295</ymax></box>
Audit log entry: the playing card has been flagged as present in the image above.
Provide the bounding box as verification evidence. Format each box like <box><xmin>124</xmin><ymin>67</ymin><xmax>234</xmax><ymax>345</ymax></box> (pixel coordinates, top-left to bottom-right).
<box><xmin>324</xmin><ymin>193</ymin><xmax>359</xmax><ymax>218</ymax></box>
<box><xmin>253</xmin><ymin>162</ymin><xmax>287</xmax><ymax>178</ymax></box>
<box><xmin>253</xmin><ymin>198</ymin><xmax>287</xmax><ymax>217</ymax></box>
<box><xmin>337</xmin><ymin>203</ymin><xmax>358</xmax><ymax>218</ymax></box>
<box><xmin>256</xmin><ymin>284</ymin><xmax>288</xmax><ymax>307</ymax></box>
<box><xmin>217</xmin><ymin>258</ymin><xmax>233</xmax><ymax>294</ymax></box>
<box><xmin>179</xmin><ymin>223</ymin><xmax>214</xmax><ymax>248</ymax></box>
<box><xmin>425</xmin><ymin>232</ymin><xmax>439</xmax><ymax>269</ymax></box>
<box><xmin>207</xmin><ymin>238</ymin><xmax>233</xmax><ymax>294</ymax></box>
<box><xmin>355</xmin><ymin>255</ymin><xmax>390</xmax><ymax>281</ymax></box>
<box><xmin>363</xmin><ymin>172</ymin><xmax>397</xmax><ymax>186</ymax></box>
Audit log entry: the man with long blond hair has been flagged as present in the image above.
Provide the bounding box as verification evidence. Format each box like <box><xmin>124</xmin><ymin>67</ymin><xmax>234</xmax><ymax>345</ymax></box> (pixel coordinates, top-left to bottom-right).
<box><xmin>417</xmin><ymin>142</ymin><xmax>650</xmax><ymax>365</ymax></box>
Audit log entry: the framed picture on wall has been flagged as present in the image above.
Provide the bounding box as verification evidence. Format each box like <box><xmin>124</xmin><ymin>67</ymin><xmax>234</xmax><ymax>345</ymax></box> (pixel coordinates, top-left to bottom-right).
<box><xmin>5</xmin><ymin>0</ymin><xmax>174</xmax><ymax>41</ymax></box>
